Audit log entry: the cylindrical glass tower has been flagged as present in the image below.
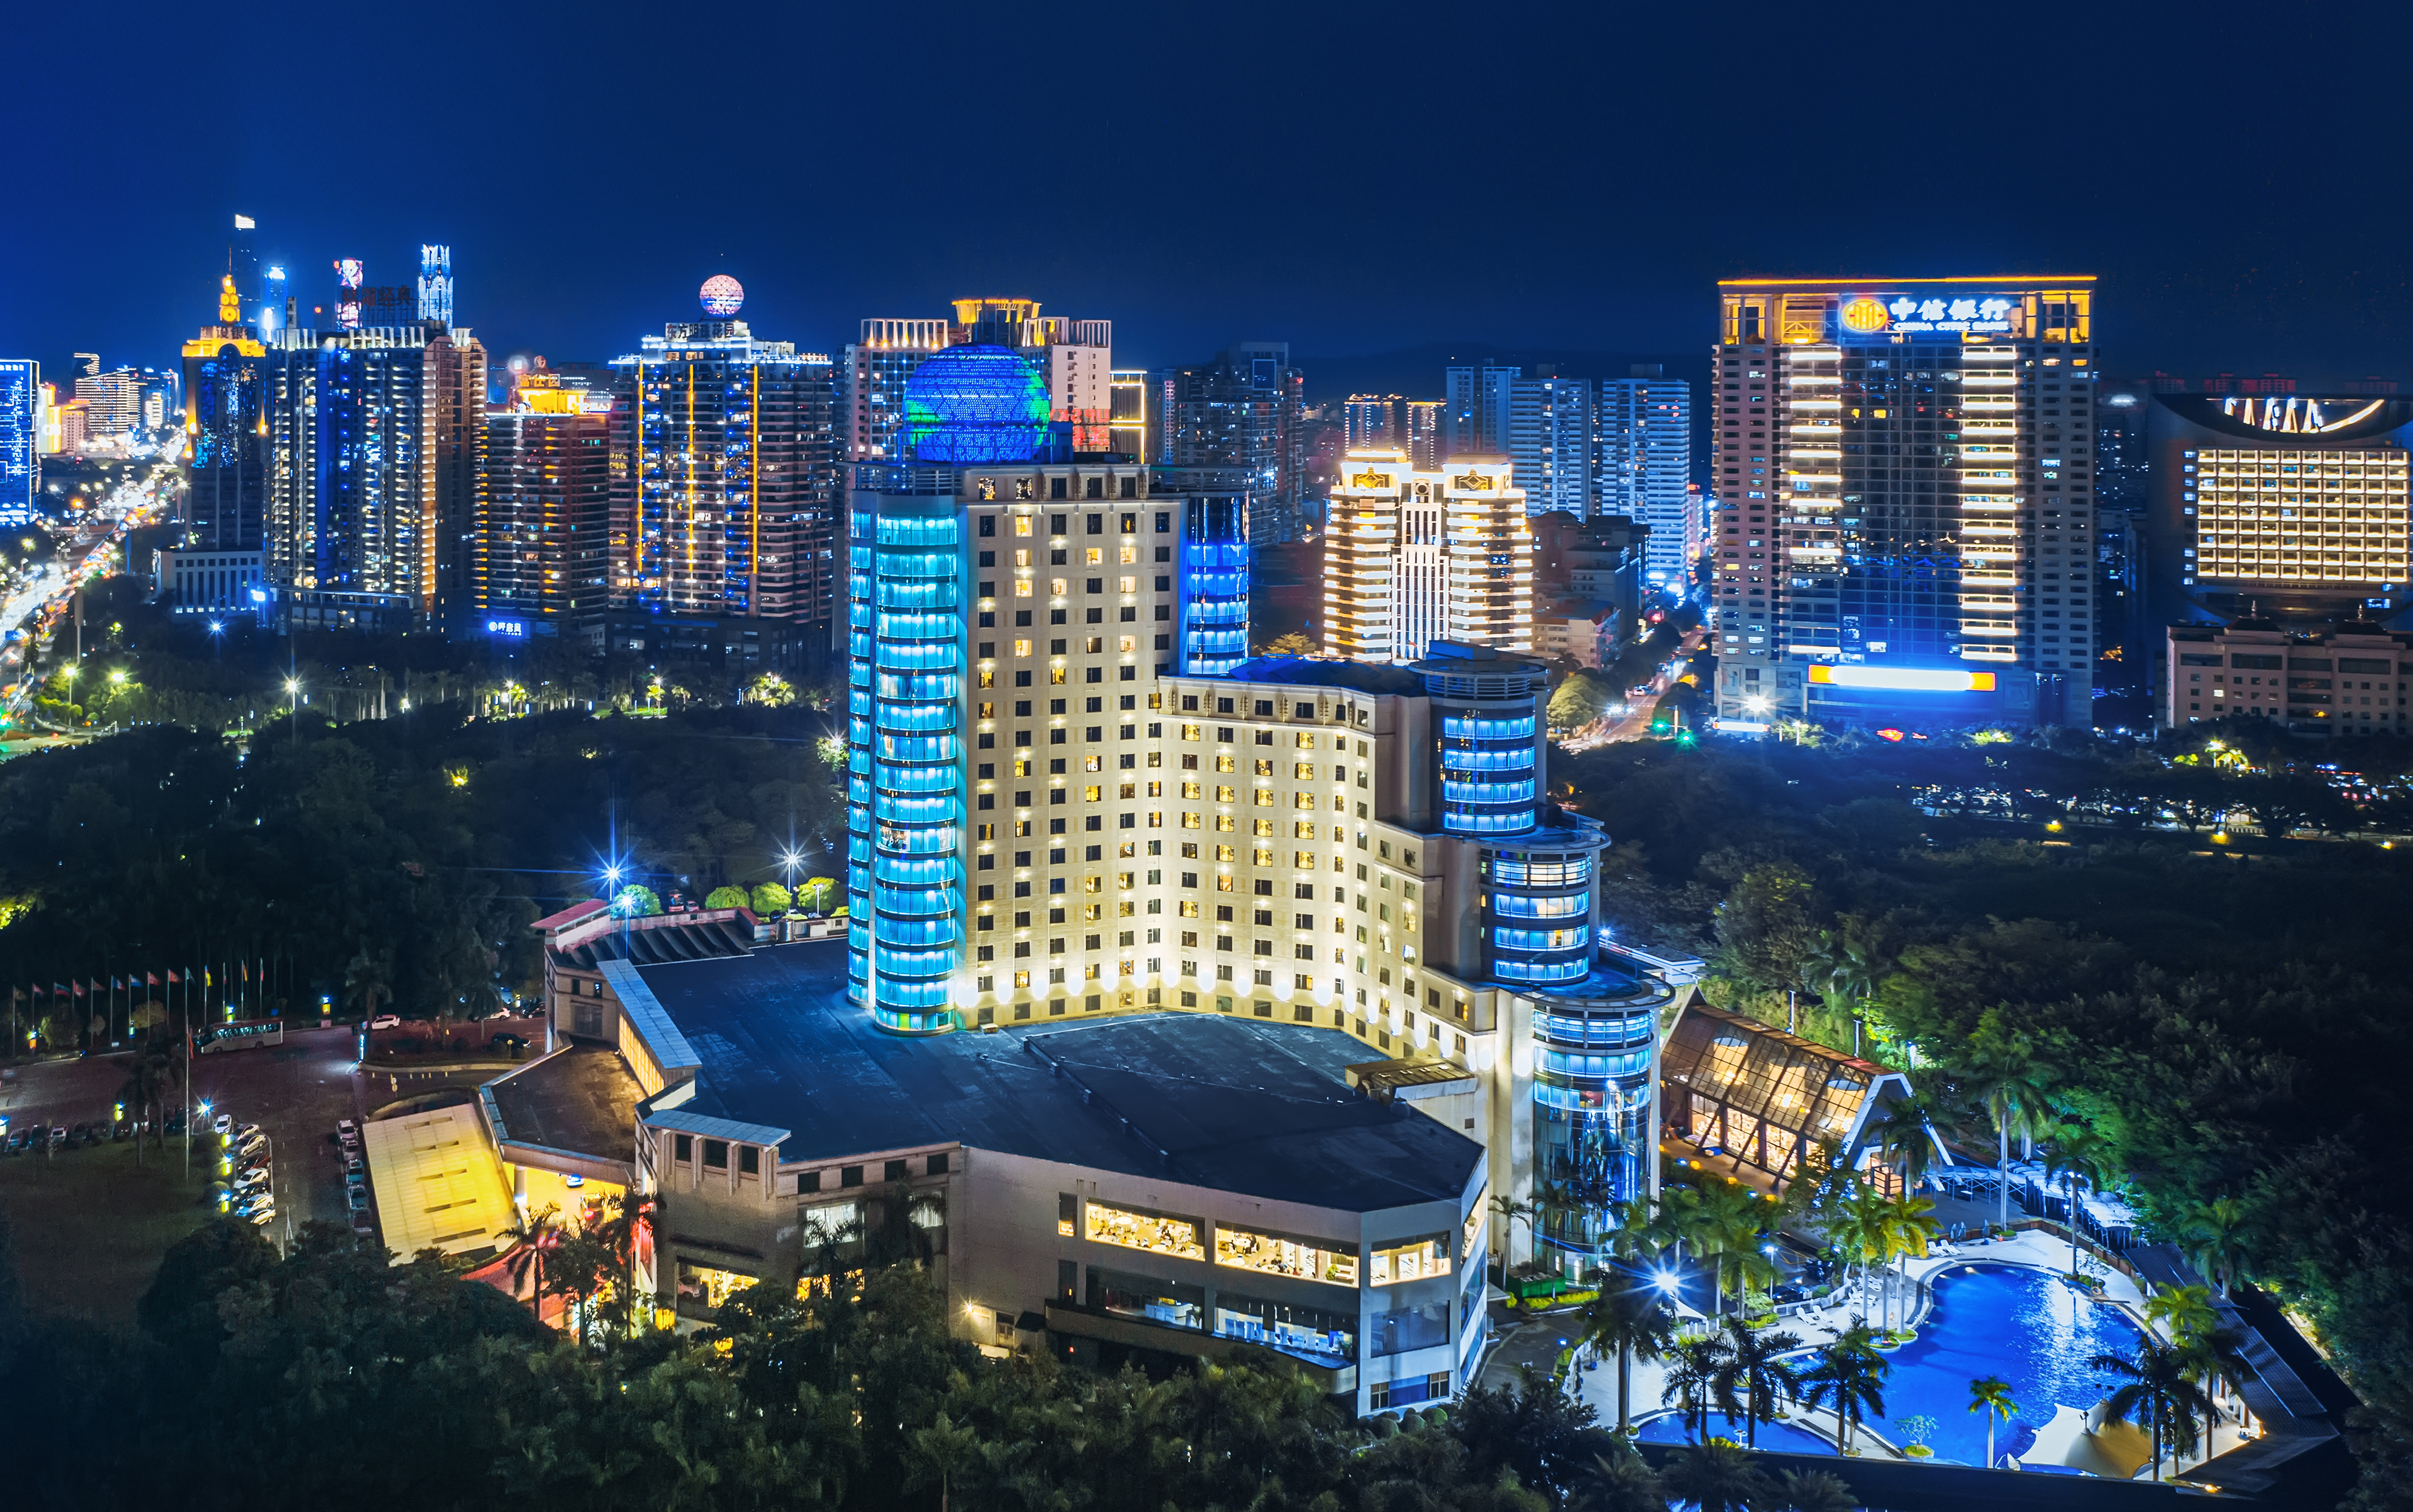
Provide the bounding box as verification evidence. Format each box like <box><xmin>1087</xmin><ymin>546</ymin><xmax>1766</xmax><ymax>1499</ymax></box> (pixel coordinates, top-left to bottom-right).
<box><xmin>1527</xmin><ymin>966</ymin><xmax>1669</xmax><ymax>1273</ymax></box>
<box><xmin>1178</xmin><ymin>491</ymin><xmax>1248</xmax><ymax>675</ymax></box>
<box><xmin>845</xmin><ymin>483</ymin><xmax>963</xmax><ymax>1034</ymax></box>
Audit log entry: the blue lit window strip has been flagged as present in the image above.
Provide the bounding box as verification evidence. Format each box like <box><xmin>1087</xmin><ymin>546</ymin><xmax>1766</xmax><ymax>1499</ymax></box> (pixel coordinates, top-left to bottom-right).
<box><xmin>1531</xmin><ymin>1010</ymin><xmax>1655</xmax><ymax>1049</ymax></box>
<box><xmin>1442</xmin><ymin>806</ymin><xmax>1539</xmax><ymax>835</ymax></box>
<box><xmin>1534</xmin><ymin>1049</ymin><xmax>1652</xmax><ymax>1082</ymax></box>
<box><xmin>1491</xmin><ymin>925</ymin><xmax>1586</xmax><ymax>953</ymax></box>
<box><xmin>1491</xmin><ymin>858</ymin><xmax>1593</xmax><ymax>887</ymax></box>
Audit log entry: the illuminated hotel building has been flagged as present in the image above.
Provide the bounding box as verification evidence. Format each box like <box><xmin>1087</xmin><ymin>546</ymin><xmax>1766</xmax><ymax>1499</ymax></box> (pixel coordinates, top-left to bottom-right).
<box><xmin>843</xmin><ymin>346</ymin><xmax>1657</xmax><ymax>1289</ymax></box>
<box><xmin>1444</xmin><ymin>456</ymin><xmax>1534</xmax><ymax>650</ymax></box>
<box><xmin>845</xmin><ymin>299</ymin><xmax>1116</xmax><ymax>463</ymax></box>
<box><xmin>1323</xmin><ymin>448</ymin><xmax>1464</xmax><ymax>663</ymax></box>
<box><xmin>608</xmin><ymin>288</ymin><xmax>840</xmax><ymax>630</ymax></box>
<box><xmin>1710</xmin><ymin>276</ymin><xmax>2097</xmax><ymax>729</ymax></box>
<box><xmin>2148</xmin><ymin>392</ymin><xmax>2413</xmax><ymax>631</ymax></box>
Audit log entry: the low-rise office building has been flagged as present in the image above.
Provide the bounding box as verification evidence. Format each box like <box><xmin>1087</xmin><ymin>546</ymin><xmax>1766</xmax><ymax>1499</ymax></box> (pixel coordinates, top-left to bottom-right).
<box><xmin>2163</xmin><ymin>619</ymin><xmax>2413</xmax><ymax>733</ymax></box>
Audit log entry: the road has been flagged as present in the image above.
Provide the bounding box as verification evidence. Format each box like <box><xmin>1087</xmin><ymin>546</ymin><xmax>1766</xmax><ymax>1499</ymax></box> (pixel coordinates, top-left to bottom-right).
<box><xmin>1559</xmin><ymin>626</ymin><xmax>1711</xmax><ymax>750</ymax></box>
<box><xmin>0</xmin><ymin>458</ymin><xmax>179</xmax><ymax>731</ymax></box>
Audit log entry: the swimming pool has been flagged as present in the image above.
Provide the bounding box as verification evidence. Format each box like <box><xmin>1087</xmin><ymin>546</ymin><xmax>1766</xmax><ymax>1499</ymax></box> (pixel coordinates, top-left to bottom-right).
<box><xmin>1864</xmin><ymin>1263</ymin><xmax>2144</xmax><ymax>1467</ymax></box>
<box><xmin>1635</xmin><ymin>1411</ymin><xmax>1836</xmax><ymax>1456</ymax></box>
<box><xmin>1642</xmin><ymin>1264</ymin><xmax>2146</xmax><ymax>1470</ymax></box>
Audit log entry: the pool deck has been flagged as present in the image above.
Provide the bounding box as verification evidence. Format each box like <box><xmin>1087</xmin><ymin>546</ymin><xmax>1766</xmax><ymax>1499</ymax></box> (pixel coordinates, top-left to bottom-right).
<box><xmin>1573</xmin><ymin>1233</ymin><xmax>2263</xmax><ymax>1474</ymax></box>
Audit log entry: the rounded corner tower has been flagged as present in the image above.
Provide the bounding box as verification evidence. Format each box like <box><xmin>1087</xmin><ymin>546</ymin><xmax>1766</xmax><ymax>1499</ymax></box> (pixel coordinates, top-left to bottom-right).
<box><xmin>902</xmin><ymin>344</ymin><xmax>1051</xmax><ymax>465</ymax></box>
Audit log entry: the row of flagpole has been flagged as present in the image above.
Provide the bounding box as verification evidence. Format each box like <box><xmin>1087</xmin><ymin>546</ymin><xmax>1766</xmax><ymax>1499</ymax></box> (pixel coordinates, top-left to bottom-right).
<box><xmin>5</xmin><ymin>957</ymin><xmax>281</xmax><ymax>1052</ymax></box>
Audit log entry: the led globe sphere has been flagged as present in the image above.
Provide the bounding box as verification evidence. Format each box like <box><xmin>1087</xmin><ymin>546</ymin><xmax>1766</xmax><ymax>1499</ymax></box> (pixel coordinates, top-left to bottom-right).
<box><xmin>903</xmin><ymin>344</ymin><xmax>1051</xmax><ymax>464</ymax></box>
<box><xmin>698</xmin><ymin>275</ymin><xmax>745</xmax><ymax>317</ymax></box>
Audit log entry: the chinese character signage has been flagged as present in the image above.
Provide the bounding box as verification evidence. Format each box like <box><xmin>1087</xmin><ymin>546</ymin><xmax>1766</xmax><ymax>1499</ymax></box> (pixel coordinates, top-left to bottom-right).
<box><xmin>1838</xmin><ymin>294</ymin><xmax>2015</xmax><ymax>339</ymax></box>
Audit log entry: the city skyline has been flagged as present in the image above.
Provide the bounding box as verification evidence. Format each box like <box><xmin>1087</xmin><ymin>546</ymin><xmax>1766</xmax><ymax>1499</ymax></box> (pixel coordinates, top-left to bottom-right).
<box><xmin>11</xmin><ymin>1</ymin><xmax>2413</xmax><ymax>385</ymax></box>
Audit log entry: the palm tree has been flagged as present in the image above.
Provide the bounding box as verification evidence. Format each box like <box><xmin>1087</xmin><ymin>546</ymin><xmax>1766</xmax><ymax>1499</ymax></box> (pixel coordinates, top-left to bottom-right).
<box><xmin>115</xmin><ymin>1046</ymin><xmax>175</xmax><ymax>1167</ymax></box>
<box><xmin>1689</xmin><ymin>1181</ymin><xmax>1764</xmax><ymax>1320</ymax></box>
<box><xmin>1663</xmin><ymin>1334</ymin><xmax>1733</xmax><ymax>1442</ymax></box>
<box><xmin>343</xmin><ymin>944</ymin><xmax>394</xmax><ymax>1023</ymax></box>
<box><xmin>1709</xmin><ymin>1316</ymin><xmax>1803</xmax><ymax>1450</ymax></box>
<box><xmin>1798</xmin><ymin>1324</ymin><xmax>1888</xmax><ymax>1456</ymax></box>
<box><xmin>2177</xmin><ymin>1196</ymin><xmax>2252</xmax><ymax>1297</ymax></box>
<box><xmin>2178</xmin><ymin>1326</ymin><xmax>2254</xmax><ymax>1457</ymax></box>
<box><xmin>1824</xmin><ymin>1184</ymin><xmax>1893</xmax><ymax>1323</ymax></box>
<box><xmin>1967</xmin><ymin>1375</ymin><xmax>2018</xmax><ymax>1468</ymax></box>
<box><xmin>1957</xmin><ymin>1026</ymin><xmax>2055</xmax><ymax>1229</ymax></box>
<box><xmin>1573</xmin><ymin>1446</ymin><xmax>1665</xmax><ymax>1512</ymax></box>
<box><xmin>2040</xmin><ymin>1122</ymin><xmax>2118</xmax><ymax>1280</ymax></box>
<box><xmin>1882</xmin><ymin>1191</ymin><xmax>1938</xmax><ymax>1333</ymax></box>
<box><xmin>498</xmin><ymin>1202</ymin><xmax>566</xmax><ymax>1323</ymax></box>
<box><xmin>2145</xmin><ymin>1283</ymin><xmax>2220</xmax><ymax>1347</ymax></box>
<box><xmin>2089</xmin><ymin>1335</ymin><xmax>2217</xmax><ymax>1482</ymax></box>
<box><xmin>1489</xmin><ymin>1190</ymin><xmax>1536</xmax><ymax>1271</ymax></box>
<box><xmin>1660</xmin><ymin>1440</ymin><xmax>1775</xmax><ymax>1512</ymax></box>
<box><xmin>1776</xmin><ymin>1468</ymin><xmax>1858</xmax><ymax>1512</ymax></box>
<box><xmin>1575</xmin><ymin>1280</ymin><xmax>1677</xmax><ymax>1434</ymax></box>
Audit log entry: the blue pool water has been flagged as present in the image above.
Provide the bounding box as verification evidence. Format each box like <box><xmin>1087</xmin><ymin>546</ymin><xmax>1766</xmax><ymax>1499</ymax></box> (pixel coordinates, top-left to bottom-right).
<box><xmin>1642</xmin><ymin>1265</ymin><xmax>2146</xmax><ymax>1470</ymax></box>
<box><xmin>1636</xmin><ymin>1411</ymin><xmax>1836</xmax><ymax>1456</ymax></box>
<box><xmin>1864</xmin><ymin>1263</ymin><xmax>2144</xmax><ymax>1467</ymax></box>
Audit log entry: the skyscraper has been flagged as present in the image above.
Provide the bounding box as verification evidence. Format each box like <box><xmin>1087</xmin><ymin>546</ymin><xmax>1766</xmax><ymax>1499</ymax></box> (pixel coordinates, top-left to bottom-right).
<box><xmin>1155</xmin><ymin>343</ymin><xmax>1306</xmax><ymax>543</ymax></box>
<box><xmin>1505</xmin><ymin>371</ymin><xmax>1593</xmax><ymax>517</ymax></box>
<box><xmin>478</xmin><ymin>372</ymin><xmax>613</xmax><ymax>632</ymax></box>
<box><xmin>1444</xmin><ymin>456</ymin><xmax>1533</xmax><ymax>649</ymax></box>
<box><xmin>846</xmin><ymin>300</ymin><xmax>1116</xmax><ymax>464</ymax></box>
<box><xmin>417</xmin><ymin>245</ymin><xmax>455</xmax><ymax>326</ymax></box>
<box><xmin>1445</xmin><ymin>363</ymin><xmax>1518</xmax><ymax>457</ymax></box>
<box><xmin>609</xmin><ymin>279</ymin><xmax>841</xmax><ymax>629</ymax></box>
<box><xmin>180</xmin><ymin>268</ymin><xmax>268</xmax><ymax>551</ymax></box>
<box><xmin>1324</xmin><ymin>448</ymin><xmax>1489</xmax><ymax>664</ymax></box>
<box><xmin>426</xmin><ymin>325</ymin><xmax>489</xmax><ymax>637</ymax></box>
<box><xmin>1709</xmin><ymin>276</ymin><xmax>2098</xmax><ymax>729</ymax></box>
<box><xmin>0</xmin><ymin>359</ymin><xmax>35</xmax><ymax>527</ymax></box>
<box><xmin>1597</xmin><ymin>365</ymin><xmax>1693</xmax><ymax>590</ymax></box>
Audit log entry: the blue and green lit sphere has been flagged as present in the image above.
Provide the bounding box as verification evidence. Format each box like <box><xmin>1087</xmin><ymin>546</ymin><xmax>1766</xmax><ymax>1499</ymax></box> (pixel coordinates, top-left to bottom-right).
<box><xmin>904</xmin><ymin>344</ymin><xmax>1051</xmax><ymax>463</ymax></box>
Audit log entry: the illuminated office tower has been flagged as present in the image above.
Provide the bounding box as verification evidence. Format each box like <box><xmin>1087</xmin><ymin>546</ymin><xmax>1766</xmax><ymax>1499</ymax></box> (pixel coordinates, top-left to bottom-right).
<box><xmin>0</xmin><ymin>359</ymin><xmax>34</xmax><ymax>527</ymax></box>
<box><xmin>480</xmin><ymin>374</ymin><xmax>613</xmax><ymax>631</ymax></box>
<box><xmin>846</xmin><ymin>318</ymin><xmax>951</xmax><ymax>462</ymax></box>
<box><xmin>1402</xmin><ymin>399</ymin><xmax>1443</xmax><ymax>471</ymax></box>
<box><xmin>1155</xmin><ymin>343</ymin><xmax>1306</xmax><ymax>543</ymax></box>
<box><xmin>1325</xmin><ymin>448</ymin><xmax>1448</xmax><ymax>663</ymax></box>
<box><xmin>1506</xmin><ymin>372</ymin><xmax>1594</xmax><ymax>517</ymax></box>
<box><xmin>1443</xmin><ymin>456</ymin><xmax>1533</xmax><ymax>649</ymax></box>
<box><xmin>609</xmin><ymin>279</ymin><xmax>842</xmax><ymax>629</ymax></box>
<box><xmin>1598</xmin><ymin>366</ymin><xmax>1693</xmax><ymax>589</ymax></box>
<box><xmin>416</xmin><ymin>245</ymin><xmax>454</xmax><ymax>325</ymax></box>
<box><xmin>1709</xmin><ymin>277</ymin><xmax>2098</xmax><ymax>729</ymax></box>
<box><xmin>180</xmin><ymin>269</ymin><xmax>267</xmax><ymax>550</ymax></box>
<box><xmin>426</xmin><ymin>327</ymin><xmax>489</xmax><ymax>637</ymax></box>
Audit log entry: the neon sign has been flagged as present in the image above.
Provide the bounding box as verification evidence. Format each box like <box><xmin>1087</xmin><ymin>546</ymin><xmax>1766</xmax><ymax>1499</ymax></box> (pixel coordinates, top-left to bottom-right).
<box><xmin>1854</xmin><ymin>294</ymin><xmax>2015</xmax><ymax>336</ymax></box>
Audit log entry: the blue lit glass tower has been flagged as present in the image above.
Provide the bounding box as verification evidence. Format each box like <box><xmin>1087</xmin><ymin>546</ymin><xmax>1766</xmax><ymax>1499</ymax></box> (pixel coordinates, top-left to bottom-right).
<box><xmin>846</xmin><ymin>346</ymin><xmax>1047</xmax><ymax>1034</ymax></box>
<box><xmin>0</xmin><ymin>360</ymin><xmax>36</xmax><ymax>528</ymax></box>
<box><xmin>1411</xmin><ymin>641</ymin><xmax>1643</xmax><ymax>1276</ymax></box>
<box><xmin>1166</xmin><ymin>466</ymin><xmax>1249</xmax><ymax>675</ymax></box>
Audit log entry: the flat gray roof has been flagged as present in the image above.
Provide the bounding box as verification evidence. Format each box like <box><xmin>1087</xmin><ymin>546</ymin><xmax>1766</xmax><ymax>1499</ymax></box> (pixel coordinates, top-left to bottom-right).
<box><xmin>632</xmin><ymin>941</ymin><xmax>1483</xmax><ymax>1215</ymax></box>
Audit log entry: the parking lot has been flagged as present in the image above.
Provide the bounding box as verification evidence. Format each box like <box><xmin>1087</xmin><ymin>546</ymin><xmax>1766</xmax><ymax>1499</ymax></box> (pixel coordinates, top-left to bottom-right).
<box><xmin>2</xmin><ymin>1022</ymin><xmax>517</xmax><ymax>1261</ymax></box>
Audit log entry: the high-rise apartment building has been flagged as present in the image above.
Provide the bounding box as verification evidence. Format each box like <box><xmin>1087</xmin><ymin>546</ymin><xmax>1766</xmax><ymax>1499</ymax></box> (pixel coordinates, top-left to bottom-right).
<box><xmin>1340</xmin><ymin>396</ymin><xmax>1443</xmax><ymax>471</ymax></box>
<box><xmin>1324</xmin><ymin>448</ymin><xmax>1528</xmax><ymax>663</ymax></box>
<box><xmin>425</xmin><ymin>327</ymin><xmax>489</xmax><ymax>638</ymax></box>
<box><xmin>73</xmin><ymin>359</ymin><xmax>142</xmax><ymax>441</ymax></box>
<box><xmin>608</xmin><ymin>286</ymin><xmax>840</xmax><ymax>629</ymax></box>
<box><xmin>1445</xmin><ymin>364</ymin><xmax>1518</xmax><ymax>459</ymax></box>
<box><xmin>1597</xmin><ymin>365</ymin><xmax>1693</xmax><ymax>589</ymax></box>
<box><xmin>1505</xmin><ymin>371</ymin><xmax>1593</xmax><ymax>517</ymax></box>
<box><xmin>478</xmin><ymin>373</ymin><xmax>613</xmax><ymax>632</ymax></box>
<box><xmin>1156</xmin><ymin>343</ymin><xmax>1307</xmax><ymax>543</ymax></box>
<box><xmin>0</xmin><ymin>360</ymin><xmax>38</xmax><ymax>527</ymax></box>
<box><xmin>1709</xmin><ymin>277</ymin><xmax>2098</xmax><ymax>729</ymax></box>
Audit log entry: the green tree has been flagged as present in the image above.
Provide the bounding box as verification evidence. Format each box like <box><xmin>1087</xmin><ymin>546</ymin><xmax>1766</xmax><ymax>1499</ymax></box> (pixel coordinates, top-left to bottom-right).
<box><xmin>1777</xmin><ymin>1467</ymin><xmax>1859</xmax><ymax>1512</ymax></box>
<box><xmin>1798</xmin><ymin>1324</ymin><xmax>1888</xmax><ymax>1456</ymax></box>
<box><xmin>1575</xmin><ymin>1280</ymin><xmax>1676</xmax><ymax>1434</ymax></box>
<box><xmin>2040</xmin><ymin>1121</ymin><xmax>2119</xmax><ymax>1280</ymax></box>
<box><xmin>796</xmin><ymin>875</ymin><xmax>839</xmax><ymax>914</ymax></box>
<box><xmin>702</xmin><ymin>884</ymin><xmax>748</xmax><ymax>909</ymax></box>
<box><xmin>1712</xmin><ymin>863</ymin><xmax>1822</xmax><ymax>993</ymax></box>
<box><xmin>1663</xmin><ymin>1334</ymin><xmax>1733</xmax><ymax>1442</ymax></box>
<box><xmin>1453</xmin><ymin>1364</ymin><xmax>1601</xmax><ymax>1503</ymax></box>
<box><xmin>2090</xmin><ymin>1334</ymin><xmax>2217</xmax><ymax>1482</ymax></box>
<box><xmin>1660</xmin><ymin>1440</ymin><xmax>1776</xmax><ymax>1512</ymax></box>
<box><xmin>1968</xmin><ymin>1375</ymin><xmax>2018</xmax><ymax>1468</ymax></box>
<box><xmin>612</xmin><ymin>884</ymin><xmax>661</xmax><ymax>918</ymax></box>
<box><xmin>750</xmin><ymin>880</ymin><xmax>791</xmax><ymax>915</ymax></box>
<box><xmin>1573</xmin><ymin>1445</ymin><xmax>1665</xmax><ymax>1512</ymax></box>
<box><xmin>1256</xmin><ymin>631</ymin><xmax>1319</xmax><ymax>656</ymax></box>
<box><xmin>1955</xmin><ymin>1015</ymin><xmax>2056</xmax><ymax>1228</ymax></box>
<box><xmin>2177</xmin><ymin>1196</ymin><xmax>2252</xmax><ymax>1296</ymax></box>
<box><xmin>1708</xmin><ymin>1314</ymin><xmax>1803</xmax><ymax>1450</ymax></box>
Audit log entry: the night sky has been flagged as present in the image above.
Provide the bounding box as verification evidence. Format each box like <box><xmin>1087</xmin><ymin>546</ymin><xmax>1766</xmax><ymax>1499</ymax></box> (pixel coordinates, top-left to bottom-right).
<box><xmin>12</xmin><ymin>1</ymin><xmax>2413</xmax><ymax>391</ymax></box>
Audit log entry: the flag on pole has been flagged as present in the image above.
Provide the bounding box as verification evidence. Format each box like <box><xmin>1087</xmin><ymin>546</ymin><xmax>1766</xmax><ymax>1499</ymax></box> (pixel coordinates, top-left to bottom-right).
<box><xmin>33</xmin><ymin>984</ymin><xmax>46</xmax><ymax>998</ymax></box>
<box><xmin>72</xmin><ymin>981</ymin><xmax>85</xmax><ymax>998</ymax></box>
<box><xmin>146</xmin><ymin>972</ymin><xmax>159</xmax><ymax>987</ymax></box>
<box><xmin>167</xmin><ymin>969</ymin><xmax>180</xmax><ymax>984</ymax></box>
<box><xmin>112</xmin><ymin>976</ymin><xmax>125</xmax><ymax>991</ymax></box>
<box><xmin>204</xmin><ymin>969</ymin><xmax>213</xmax><ymax>987</ymax></box>
<box><xmin>241</xmin><ymin>961</ymin><xmax>250</xmax><ymax>982</ymax></box>
<box><xmin>52</xmin><ymin>983</ymin><xmax>66</xmax><ymax>997</ymax></box>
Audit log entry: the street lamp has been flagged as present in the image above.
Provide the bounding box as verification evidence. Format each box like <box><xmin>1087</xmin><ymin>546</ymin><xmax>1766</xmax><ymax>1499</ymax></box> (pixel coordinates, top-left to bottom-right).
<box><xmin>284</xmin><ymin>677</ymin><xmax>300</xmax><ymax>744</ymax></box>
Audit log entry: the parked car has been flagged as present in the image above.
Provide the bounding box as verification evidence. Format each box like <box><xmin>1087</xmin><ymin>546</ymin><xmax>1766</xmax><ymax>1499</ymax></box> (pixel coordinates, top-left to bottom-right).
<box><xmin>368</xmin><ymin>1015</ymin><xmax>400</xmax><ymax>1030</ymax></box>
<box><xmin>243</xmin><ymin>1206</ymin><xmax>277</xmax><ymax>1227</ymax></box>
<box><xmin>335</xmin><ymin>1118</ymin><xmax>358</xmax><ymax>1138</ymax></box>
<box><xmin>66</xmin><ymin>1122</ymin><xmax>92</xmax><ymax>1147</ymax></box>
<box><xmin>349</xmin><ymin>1212</ymin><xmax>374</xmax><ymax>1236</ymax></box>
<box><xmin>489</xmin><ymin>1032</ymin><xmax>529</xmax><ymax>1053</ymax></box>
<box><xmin>48</xmin><ymin>1126</ymin><xmax>67</xmax><ymax>1148</ymax></box>
<box><xmin>233</xmin><ymin>1123</ymin><xmax>261</xmax><ymax>1142</ymax></box>
<box><xmin>234</xmin><ymin>1132</ymin><xmax>268</xmax><ymax>1158</ymax></box>
<box><xmin>346</xmin><ymin>1187</ymin><xmax>370</xmax><ymax>1213</ymax></box>
<box><xmin>344</xmin><ymin>1154</ymin><xmax>365</xmax><ymax>1177</ymax></box>
<box><xmin>210</xmin><ymin>1112</ymin><xmax>233</xmax><ymax>1135</ymax></box>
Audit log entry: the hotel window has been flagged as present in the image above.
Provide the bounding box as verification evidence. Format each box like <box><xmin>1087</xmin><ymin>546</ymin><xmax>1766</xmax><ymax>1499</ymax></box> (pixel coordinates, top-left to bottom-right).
<box><xmin>1368</xmin><ymin>1234</ymin><xmax>1451</xmax><ymax>1286</ymax></box>
<box><xmin>1214</xmin><ymin>1222</ymin><xmax>1360</xmax><ymax>1286</ymax></box>
<box><xmin>1084</xmin><ymin>1199</ymin><xmax>1206</xmax><ymax>1261</ymax></box>
<box><xmin>1088</xmin><ymin>1267</ymin><xmax>1204</xmax><ymax>1330</ymax></box>
<box><xmin>1213</xmin><ymin>1293</ymin><xmax>1357</xmax><ymax>1362</ymax></box>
